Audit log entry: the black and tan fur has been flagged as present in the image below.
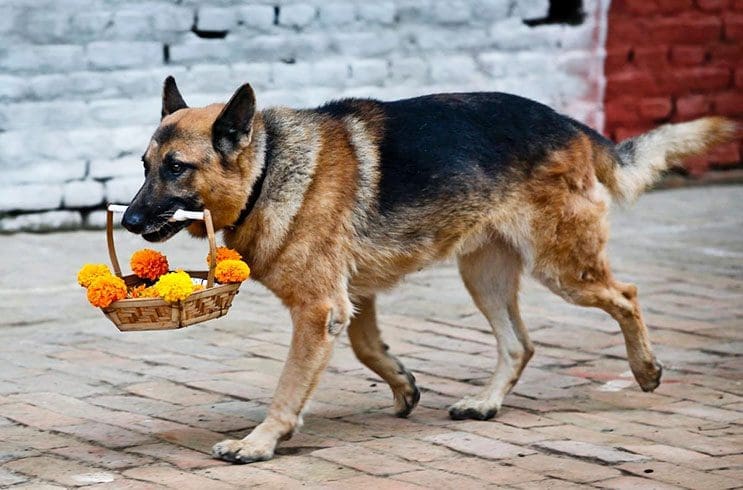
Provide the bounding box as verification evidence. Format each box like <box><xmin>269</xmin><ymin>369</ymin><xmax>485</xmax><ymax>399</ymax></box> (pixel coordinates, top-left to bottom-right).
<box><xmin>123</xmin><ymin>77</ymin><xmax>738</xmax><ymax>463</ymax></box>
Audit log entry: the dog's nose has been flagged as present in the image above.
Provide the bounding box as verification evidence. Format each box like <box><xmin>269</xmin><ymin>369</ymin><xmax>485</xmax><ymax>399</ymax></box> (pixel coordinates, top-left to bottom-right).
<box><xmin>122</xmin><ymin>209</ymin><xmax>146</xmax><ymax>234</ymax></box>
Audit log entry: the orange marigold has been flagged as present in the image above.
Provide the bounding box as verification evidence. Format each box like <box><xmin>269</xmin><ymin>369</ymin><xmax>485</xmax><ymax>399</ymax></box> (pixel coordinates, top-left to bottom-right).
<box><xmin>128</xmin><ymin>284</ymin><xmax>159</xmax><ymax>299</ymax></box>
<box><xmin>130</xmin><ymin>248</ymin><xmax>169</xmax><ymax>281</ymax></box>
<box><xmin>207</xmin><ymin>246</ymin><xmax>242</xmax><ymax>265</ymax></box>
<box><xmin>215</xmin><ymin>259</ymin><xmax>250</xmax><ymax>284</ymax></box>
<box><xmin>87</xmin><ymin>275</ymin><xmax>128</xmax><ymax>308</ymax></box>
<box><xmin>77</xmin><ymin>263</ymin><xmax>112</xmax><ymax>287</ymax></box>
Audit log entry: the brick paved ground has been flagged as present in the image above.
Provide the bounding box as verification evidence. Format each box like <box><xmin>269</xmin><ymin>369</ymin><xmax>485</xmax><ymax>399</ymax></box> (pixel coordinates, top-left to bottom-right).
<box><xmin>0</xmin><ymin>185</ymin><xmax>741</xmax><ymax>489</ymax></box>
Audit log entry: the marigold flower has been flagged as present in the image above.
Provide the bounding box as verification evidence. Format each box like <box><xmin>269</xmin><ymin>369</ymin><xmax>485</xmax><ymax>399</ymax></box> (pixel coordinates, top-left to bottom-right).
<box><xmin>140</xmin><ymin>286</ymin><xmax>160</xmax><ymax>298</ymax></box>
<box><xmin>77</xmin><ymin>263</ymin><xmax>112</xmax><ymax>288</ymax></box>
<box><xmin>130</xmin><ymin>249</ymin><xmax>169</xmax><ymax>281</ymax></box>
<box><xmin>87</xmin><ymin>275</ymin><xmax>128</xmax><ymax>308</ymax></box>
<box><xmin>207</xmin><ymin>246</ymin><xmax>242</xmax><ymax>265</ymax></box>
<box><xmin>128</xmin><ymin>284</ymin><xmax>145</xmax><ymax>299</ymax></box>
<box><xmin>215</xmin><ymin>259</ymin><xmax>250</xmax><ymax>284</ymax></box>
<box><xmin>128</xmin><ymin>284</ymin><xmax>159</xmax><ymax>299</ymax></box>
<box><xmin>153</xmin><ymin>270</ymin><xmax>194</xmax><ymax>303</ymax></box>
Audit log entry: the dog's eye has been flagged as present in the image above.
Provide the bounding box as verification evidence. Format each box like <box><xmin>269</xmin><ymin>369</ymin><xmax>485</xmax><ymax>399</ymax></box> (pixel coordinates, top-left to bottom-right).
<box><xmin>168</xmin><ymin>161</ymin><xmax>188</xmax><ymax>176</ymax></box>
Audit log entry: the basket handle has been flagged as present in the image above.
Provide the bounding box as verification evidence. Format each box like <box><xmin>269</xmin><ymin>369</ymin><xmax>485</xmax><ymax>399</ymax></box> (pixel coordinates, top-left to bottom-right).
<box><xmin>106</xmin><ymin>205</ymin><xmax>217</xmax><ymax>289</ymax></box>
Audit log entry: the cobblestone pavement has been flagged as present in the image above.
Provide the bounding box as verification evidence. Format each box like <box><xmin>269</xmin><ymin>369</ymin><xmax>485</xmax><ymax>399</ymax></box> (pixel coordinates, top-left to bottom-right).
<box><xmin>0</xmin><ymin>186</ymin><xmax>741</xmax><ymax>489</ymax></box>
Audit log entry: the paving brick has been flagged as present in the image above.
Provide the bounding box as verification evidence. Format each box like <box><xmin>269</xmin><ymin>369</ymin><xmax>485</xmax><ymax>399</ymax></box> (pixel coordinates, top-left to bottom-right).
<box><xmin>496</xmin><ymin>409</ymin><xmax>561</xmax><ymax>428</ymax></box>
<box><xmin>423</xmin><ymin>431</ymin><xmax>533</xmax><ymax>459</ymax></box>
<box><xmin>9</xmin><ymin>393</ymin><xmax>146</xmax><ymax>428</ymax></box>
<box><xmin>9</xmin><ymin>484</ymin><xmax>69</xmax><ymax>490</ymax></box>
<box><xmin>323</xmin><ymin>474</ymin><xmax>423</xmax><ymax>489</ymax></box>
<box><xmin>157</xmin><ymin>404</ymin><xmax>255</xmax><ymax>433</ymax></box>
<box><xmin>429</xmin><ymin>456</ymin><xmax>546</xmax><ymax>485</ymax></box>
<box><xmin>123</xmin><ymin>465</ymin><xmax>233</xmax><ymax>489</ymax></box>
<box><xmin>359</xmin><ymin>436</ymin><xmax>457</xmax><ymax>462</ymax></box>
<box><xmin>302</xmin><ymin>417</ymin><xmax>393</xmax><ymax>442</ymax></box>
<box><xmin>55</xmin><ymin>422</ymin><xmax>155</xmax><ymax>449</ymax></box>
<box><xmin>393</xmin><ymin>468</ymin><xmax>483</xmax><ymax>489</ymax></box>
<box><xmin>618</xmin><ymin>461</ymin><xmax>741</xmax><ymax>489</ymax></box>
<box><xmin>126</xmin><ymin>443</ymin><xmax>222</xmax><ymax>470</ymax></box>
<box><xmin>513</xmin><ymin>453</ymin><xmax>625</xmax><ymax>483</ymax></box>
<box><xmin>511</xmin><ymin>479</ymin><xmax>593</xmax><ymax>490</ymax></box>
<box><xmin>89</xmin><ymin>395</ymin><xmax>179</xmax><ymax>417</ymax></box>
<box><xmin>125</xmin><ymin>381</ymin><xmax>224</xmax><ymax>406</ymax></box>
<box><xmin>196</xmin><ymin>465</ymin><xmax>307</xmax><ymax>487</ymax></box>
<box><xmin>50</xmin><ymin>442</ymin><xmax>152</xmax><ymax>470</ymax></box>
<box><xmin>455</xmin><ymin>420</ymin><xmax>553</xmax><ymax>444</ymax></box>
<box><xmin>312</xmin><ymin>445</ymin><xmax>419</xmax><ymax>475</ymax></box>
<box><xmin>154</xmin><ymin>425</ymin><xmax>225</xmax><ymax>454</ymax></box>
<box><xmin>617</xmin><ymin>444</ymin><xmax>721</xmax><ymax>470</ymax></box>
<box><xmin>596</xmin><ymin>476</ymin><xmax>684</xmax><ymax>490</ymax></box>
<box><xmin>0</xmin><ymin>402</ymin><xmax>84</xmax><ymax>429</ymax></box>
<box><xmin>0</xmin><ymin>468</ymin><xmax>27</xmax><ymax>486</ymax></box>
<box><xmin>254</xmin><ymin>454</ymin><xmax>363</xmax><ymax>482</ymax></box>
<box><xmin>0</xmin><ymin>426</ymin><xmax>72</xmax><ymax>451</ymax></box>
<box><xmin>655</xmin><ymin>400</ymin><xmax>743</xmax><ymax>423</ymax></box>
<box><xmin>535</xmin><ymin>440</ymin><xmax>648</xmax><ymax>463</ymax></box>
<box><xmin>4</xmin><ymin>455</ymin><xmax>116</xmax><ymax>487</ymax></box>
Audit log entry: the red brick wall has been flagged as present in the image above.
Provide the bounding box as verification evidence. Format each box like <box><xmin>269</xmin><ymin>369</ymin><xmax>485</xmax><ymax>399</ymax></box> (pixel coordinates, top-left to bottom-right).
<box><xmin>604</xmin><ymin>0</ymin><xmax>743</xmax><ymax>176</ymax></box>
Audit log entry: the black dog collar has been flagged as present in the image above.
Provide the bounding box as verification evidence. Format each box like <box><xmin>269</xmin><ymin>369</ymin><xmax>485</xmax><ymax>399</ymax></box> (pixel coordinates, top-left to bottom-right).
<box><xmin>230</xmin><ymin>162</ymin><xmax>267</xmax><ymax>229</ymax></box>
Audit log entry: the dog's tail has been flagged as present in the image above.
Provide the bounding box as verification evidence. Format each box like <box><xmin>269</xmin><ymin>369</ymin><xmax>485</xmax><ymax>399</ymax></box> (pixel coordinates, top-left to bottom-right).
<box><xmin>595</xmin><ymin>116</ymin><xmax>738</xmax><ymax>204</ymax></box>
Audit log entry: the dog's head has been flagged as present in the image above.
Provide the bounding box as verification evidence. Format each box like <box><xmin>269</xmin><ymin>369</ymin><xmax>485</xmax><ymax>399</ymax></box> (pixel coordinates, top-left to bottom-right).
<box><xmin>122</xmin><ymin>77</ymin><xmax>259</xmax><ymax>242</ymax></box>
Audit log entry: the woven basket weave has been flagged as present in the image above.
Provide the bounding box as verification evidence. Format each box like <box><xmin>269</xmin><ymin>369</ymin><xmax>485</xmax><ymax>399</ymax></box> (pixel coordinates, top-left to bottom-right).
<box><xmin>101</xmin><ymin>207</ymin><xmax>241</xmax><ymax>332</ymax></box>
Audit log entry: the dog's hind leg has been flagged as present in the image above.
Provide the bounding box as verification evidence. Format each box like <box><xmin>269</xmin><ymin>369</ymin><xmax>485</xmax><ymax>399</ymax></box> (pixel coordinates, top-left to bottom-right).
<box><xmin>527</xmin><ymin>169</ymin><xmax>662</xmax><ymax>392</ymax></box>
<box><xmin>536</xmin><ymin>265</ymin><xmax>662</xmax><ymax>392</ymax></box>
<box><xmin>348</xmin><ymin>295</ymin><xmax>420</xmax><ymax>417</ymax></box>
<box><xmin>449</xmin><ymin>238</ymin><xmax>534</xmax><ymax>420</ymax></box>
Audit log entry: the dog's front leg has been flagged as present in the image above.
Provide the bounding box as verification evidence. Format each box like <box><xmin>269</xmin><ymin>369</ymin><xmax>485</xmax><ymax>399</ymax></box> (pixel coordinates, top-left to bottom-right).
<box><xmin>212</xmin><ymin>298</ymin><xmax>350</xmax><ymax>464</ymax></box>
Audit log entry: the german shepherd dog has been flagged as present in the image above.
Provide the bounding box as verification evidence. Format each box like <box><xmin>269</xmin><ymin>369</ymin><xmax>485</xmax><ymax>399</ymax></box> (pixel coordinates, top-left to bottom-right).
<box><xmin>123</xmin><ymin>76</ymin><xmax>736</xmax><ymax>463</ymax></box>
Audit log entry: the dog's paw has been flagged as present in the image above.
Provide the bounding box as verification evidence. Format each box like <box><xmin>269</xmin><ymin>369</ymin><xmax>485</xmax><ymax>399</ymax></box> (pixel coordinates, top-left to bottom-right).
<box><xmin>637</xmin><ymin>358</ymin><xmax>663</xmax><ymax>392</ymax></box>
<box><xmin>393</xmin><ymin>364</ymin><xmax>421</xmax><ymax>418</ymax></box>
<box><xmin>212</xmin><ymin>438</ymin><xmax>274</xmax><ymax>464</ymax></box>
<box><xmin>448</xmin><ymin>397</ymin><xmax>498</xmax><ymax>421</ymax></box>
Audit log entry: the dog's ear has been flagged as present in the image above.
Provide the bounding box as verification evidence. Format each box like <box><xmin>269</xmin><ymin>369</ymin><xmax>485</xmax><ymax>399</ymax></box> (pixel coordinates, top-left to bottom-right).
<box><xmin>161</xmin><ymin>76</ymin><xmax>188</xmax><ymax>119</ymax></box>
<box><xmin>212</xmin><ymin>83</ymin><xmax>256</xmax><ymax>156</ymax></box>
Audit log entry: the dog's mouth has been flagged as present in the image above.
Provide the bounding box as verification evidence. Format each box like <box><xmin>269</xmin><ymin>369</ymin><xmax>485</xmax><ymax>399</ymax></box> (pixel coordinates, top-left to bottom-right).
<box><xmin>141</xmin><ymin>218</ymin><xmax>192</xmax><ymax>243</ymax></box>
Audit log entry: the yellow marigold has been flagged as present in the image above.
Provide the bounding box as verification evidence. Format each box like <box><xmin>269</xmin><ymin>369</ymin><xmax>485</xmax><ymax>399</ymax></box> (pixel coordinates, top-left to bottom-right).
<box><xmin>215</xmin><ymin>259</ymin><xmax>250</xmax><ymax>284</ymax></box>
<box><xmin>128</xmin><ymin>284</ymin><xmax>159</xmax><ymax>299</ymax></box>
<box><xmin>153</xmin><ymin>270</ymin><xmax>194</xmax><ymax>303</ymax></box>
<box><xmin>207</xmin><ymin>246</ymin><xmax>242</xmax><ymax>265</ymax></box>
<box><xmin>87</xmin><ymin>275</ymin><xmax>127</xmax><ymax>308</ymax></box>
<box><xmin>77</xmin><ymin>263</ymin><xmax>112</xmax><ymax>288</ymax></box>
<box><xmin>130</xmin><ymin>248</ymin><xmax>169</xmax><ymax>281</ymax></box>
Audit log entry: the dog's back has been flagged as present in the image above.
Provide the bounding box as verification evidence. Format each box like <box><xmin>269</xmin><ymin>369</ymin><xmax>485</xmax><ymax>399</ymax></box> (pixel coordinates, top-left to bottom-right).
<box><xmin>317</xmin><ymin>93</ymin><xmax>608</xmax><ymax>213</ymax></box>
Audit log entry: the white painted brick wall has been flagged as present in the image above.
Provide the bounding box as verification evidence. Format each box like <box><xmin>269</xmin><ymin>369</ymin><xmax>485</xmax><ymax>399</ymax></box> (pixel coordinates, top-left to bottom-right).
<box><xmin>0</xmin><ymin>0</ymin><xmax>609</xmax><ymax>232</ymax></box>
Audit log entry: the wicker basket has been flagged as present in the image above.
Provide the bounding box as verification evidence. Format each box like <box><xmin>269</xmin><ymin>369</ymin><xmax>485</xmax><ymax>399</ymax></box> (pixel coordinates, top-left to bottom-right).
<box><xmin>102</xmin><ymin>206</ymin><xmax>241</xmax><ymax>332</ymax></box>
